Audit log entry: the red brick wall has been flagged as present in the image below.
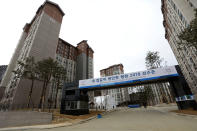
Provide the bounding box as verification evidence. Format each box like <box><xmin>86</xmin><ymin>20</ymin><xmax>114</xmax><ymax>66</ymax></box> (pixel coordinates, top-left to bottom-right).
<box><xmin>43</xmin><ymin>3</ymin><xmax>63</xmax><ymax>23</ymax></box>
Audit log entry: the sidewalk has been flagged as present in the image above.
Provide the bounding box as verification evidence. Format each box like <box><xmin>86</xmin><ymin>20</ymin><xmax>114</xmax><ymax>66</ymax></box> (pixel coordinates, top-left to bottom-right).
<box><xmin>0</xmin><ymin>110</ymin><xmax>116</xmax><ymax>131</ymax></box>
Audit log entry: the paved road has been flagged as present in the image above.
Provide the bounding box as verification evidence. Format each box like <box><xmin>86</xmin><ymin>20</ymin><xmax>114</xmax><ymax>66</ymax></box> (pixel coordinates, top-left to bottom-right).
<box><xmin>26</xmin><ymin>107</ymin><xmax>197</xmax><ymax>131</ymax></box>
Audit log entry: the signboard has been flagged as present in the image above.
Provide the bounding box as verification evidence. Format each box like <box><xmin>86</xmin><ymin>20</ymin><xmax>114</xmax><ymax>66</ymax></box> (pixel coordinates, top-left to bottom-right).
<box><xmin>79</xmin><ymin>66</ymin><xmax>179</xmax><ymax>89</ymax></box>
<box><xmin>176</xmin><ymin>95</ymin><xmax>195</xmax><ymax>102</ymax></box>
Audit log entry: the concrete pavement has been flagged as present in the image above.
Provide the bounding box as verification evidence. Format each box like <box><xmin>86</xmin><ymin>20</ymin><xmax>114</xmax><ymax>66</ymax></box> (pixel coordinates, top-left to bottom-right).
<box><xmin>0</xmin><ymin>110</ymin><xmax>115</xmax><ymax>131</ymax></box>
<box><xmin>22</xmin><ymin>107</ymin><xmax>197</xmax><ymax>131</ymax></box>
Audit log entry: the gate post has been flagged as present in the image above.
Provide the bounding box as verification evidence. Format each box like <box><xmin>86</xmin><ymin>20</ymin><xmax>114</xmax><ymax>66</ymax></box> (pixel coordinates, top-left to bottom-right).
<box><xmin>169</xmin><ymin>66</ymin><xmax>197</xmax><ymax>110</ymax></box>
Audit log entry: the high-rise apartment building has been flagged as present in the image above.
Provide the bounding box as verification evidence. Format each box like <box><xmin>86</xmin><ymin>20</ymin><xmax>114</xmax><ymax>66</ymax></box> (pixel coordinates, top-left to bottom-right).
<box><xmin>0</xmin><ymin>0</ymin><xmax>64</xmax><ymax>109</ymax></box>
<box><xmin>98</xmin><ymin>64</ymin><xmax>130</xmax><ymax>109</ymax></box>
<box><xmin>161</xmin><ymin>0</ymin><xmax>197</xmax><ymax>101</ymax></box>
<box><xmin>0</xmin><ymin>0</ymin><xmax>94</xmax><ymax>109</ymax></box>
<box><xmin>51</xmin><ymin>39</ymin><xmax>94</xmax><ymax>107</ymax></box>
<box><xmin>55</xmin><ymin>39</ymin><xmax>94</xmax><ymax>83</ymax></box>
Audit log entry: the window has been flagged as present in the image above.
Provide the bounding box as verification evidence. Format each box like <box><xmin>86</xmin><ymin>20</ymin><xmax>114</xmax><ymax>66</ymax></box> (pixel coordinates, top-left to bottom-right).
<box><xmin>65</xmin><ymin>101</ymin><xmax>77</xmax><ymax>110</ymax></box>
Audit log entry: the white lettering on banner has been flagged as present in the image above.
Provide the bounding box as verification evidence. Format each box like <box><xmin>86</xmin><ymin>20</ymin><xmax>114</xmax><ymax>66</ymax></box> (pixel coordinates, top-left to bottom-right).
<box><xmin>79</xmin><ymin>66</ymin><xmax>179</xmax><ymax>89</ymax></box>
<box><xmin>175</xmin><ymin>95</ymin><xmax>195</xmax><ymax>102</ymax></box>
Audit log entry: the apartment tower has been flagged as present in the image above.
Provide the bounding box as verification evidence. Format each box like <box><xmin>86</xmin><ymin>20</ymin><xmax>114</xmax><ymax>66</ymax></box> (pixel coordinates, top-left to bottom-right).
<box><xmin>161</xmin><ymin>0</ymin><xmax>197</xmax><ymax>101</ymax></box>
<box><xmin>99</xmin><ymin>64</ymin><xmax>130</xmax><ymax>109</ymax></box>
<box><xmin>0</xmin><ymin>0</ymin><xmax>94</xmax><ymax>109</ymax></box>
<box><xmin>52</xmin><ymin>39</ymin><xmax>94</xmax><ymax>107</ymax></box>
<box><xmin>0</xmin><ymin>0</ymin><xmax>64</xmax><ymax>109</ymax></box>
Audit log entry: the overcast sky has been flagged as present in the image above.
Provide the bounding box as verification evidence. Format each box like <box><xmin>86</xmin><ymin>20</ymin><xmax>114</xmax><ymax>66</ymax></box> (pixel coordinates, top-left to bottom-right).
<box><xmin>0</xmin><ymin>0</ymin><xmax>178</xmax><ymax>77</ymax></box>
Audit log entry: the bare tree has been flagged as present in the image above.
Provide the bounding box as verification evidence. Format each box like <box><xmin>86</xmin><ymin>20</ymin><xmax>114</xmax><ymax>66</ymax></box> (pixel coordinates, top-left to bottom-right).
<box><xmin>145</xmin><ymin>51</ymin><xmax>163</xmax><ymax>69</ymax></box>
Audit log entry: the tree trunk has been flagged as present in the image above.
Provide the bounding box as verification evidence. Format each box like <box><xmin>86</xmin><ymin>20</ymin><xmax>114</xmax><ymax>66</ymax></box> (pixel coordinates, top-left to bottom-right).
<box><xmin>41</xmin><ymin>84</ymin><xmax>47</xmax><ymax>111</ymax></box>
<box><xmin>49</xmin><ymin>81</ymin><xmax>55</xmax><ymax>111</ymax></box>
<box><xmin>54</xmin><ymin>80</ymin><xmax>60</xmax><ymax>109</ymax></box>
<box><xmin>27</xmin><ymin>79</ymin><xmax>35</xmax><ymax>108</ymax></box>
<box><xmin>39</xmin><ymin>81</ymin><xmax>46</xmax><ymax>109</ymax></box>
<box><xmin>41</xmin><ymin>80</ymin><xmax>50</xmax><ymax>111</ymax></box>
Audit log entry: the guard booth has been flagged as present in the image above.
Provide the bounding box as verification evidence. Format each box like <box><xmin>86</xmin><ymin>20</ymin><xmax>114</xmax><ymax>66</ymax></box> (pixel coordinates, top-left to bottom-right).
<box><xmin>60</xmin><ymin>83</ymin><xmax>89</xmax><ymax>115</ymax></box>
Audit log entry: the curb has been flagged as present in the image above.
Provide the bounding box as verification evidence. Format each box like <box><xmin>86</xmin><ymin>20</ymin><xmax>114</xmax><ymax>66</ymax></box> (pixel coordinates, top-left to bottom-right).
<box><xmin>71</xmin><ymin>109</ymin><xmax>117</xmax><ymax>126</ymax></box>
<box><xmin>0</xmin><ymin>123</ymin><xmax>73</xmax><ymax>131</ymax></box>
<box><xmin>0</xmin><ymin>110</ymin><xmax>116</xmax><ymax>131</ymax></box>
<box><xmin>171</xmin><ymin>112</ymin><xmax>197</xmax><ymax>119</ymax></box>
<box><xmin>150</xmin><ymin>106</ymin><xmax>197</xmax><ymax>119</ymax></box>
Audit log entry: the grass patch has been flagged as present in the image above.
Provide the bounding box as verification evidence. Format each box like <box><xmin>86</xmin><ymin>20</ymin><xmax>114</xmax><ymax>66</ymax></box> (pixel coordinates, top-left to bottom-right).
<box><xmin>171</xmin><ymin>108</ymin><xmax>197</xmax><ymax>116</ymax></box>
<box><xmin>52</xmin><ymin>110</ymin><xmax>104</xmax><ymax>124</ymax></box>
